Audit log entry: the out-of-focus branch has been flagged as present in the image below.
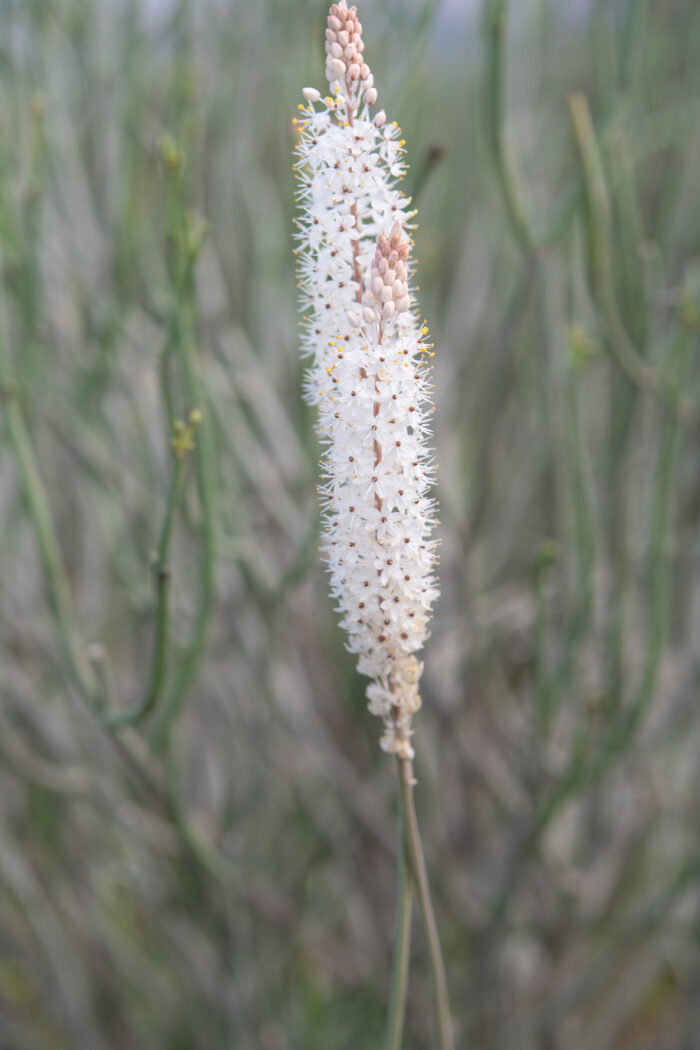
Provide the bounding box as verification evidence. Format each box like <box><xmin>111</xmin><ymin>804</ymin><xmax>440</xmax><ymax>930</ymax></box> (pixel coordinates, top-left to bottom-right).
<box><xmin>483</xmin><ymin>0</ymin><xmax>537</xmax><ymax>258</ymax></box>
<box><xmin>0</xmin><ymin>254</ymin><xmax>102</xmax><ymax>709</ymax></box>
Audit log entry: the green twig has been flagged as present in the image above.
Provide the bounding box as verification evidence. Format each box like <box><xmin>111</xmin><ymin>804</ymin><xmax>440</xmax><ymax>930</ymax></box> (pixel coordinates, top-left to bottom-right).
<box><xmin>569</xmin><ymin>92</ymin><xmax>695</xmax><ymax>420</ymax></box>
<box><xmin>0</xmin><ymin>265</ymin><xmax>100</xmax><ymax>708</ymax></box>
<box><xmin>384</xmin><ymin>775</ymin><xmax>413</xmax><ymax>1050</ymax></box>
<box><xmin>152</xmin><ymin>172</ymin><xmax>217</xmax><ymax>753</ymax></box>
<box><xmin>484</xmin><ymin>0</ymin><xmax>536</xmax><ymax>258</ymax></box>
<box><xmin>399</xmin><ymin>758</ymin><xmax>454</xmax><ymax>1050</ymax></box>
<box><xmin>106</xmin><ymin>451</ymin><xmax>188</xmax><ymax>728</ymax></box>
<box><xmin>489</xmin><ymin>326</ymin><xmax>691</xmax><ymax>925</ymax></box>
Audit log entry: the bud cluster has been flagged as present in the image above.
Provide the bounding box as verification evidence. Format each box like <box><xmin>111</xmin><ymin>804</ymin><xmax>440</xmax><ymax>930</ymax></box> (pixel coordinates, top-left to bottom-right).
<box><xmin>365</xmin><ymin>224</ymin><xmax>411</xmax><ymax>323</ymax></box>
<box><xmin>325</xmin><ymin>2</ymin><xmax>377</xmax><ymax>111</ymax></box>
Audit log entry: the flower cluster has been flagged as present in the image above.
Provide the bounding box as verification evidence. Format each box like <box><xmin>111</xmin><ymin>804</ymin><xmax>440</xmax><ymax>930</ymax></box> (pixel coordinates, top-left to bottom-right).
<box><xmin>294</xmin><ymin>1</ymin><xmax>438</xmax><ymax>760</ymax></box>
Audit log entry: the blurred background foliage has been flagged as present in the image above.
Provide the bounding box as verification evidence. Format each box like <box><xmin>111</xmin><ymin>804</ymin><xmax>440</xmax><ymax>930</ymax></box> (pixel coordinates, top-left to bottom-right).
<box><xmin>1</xmin><ymin>0</ymin><xmax>700</xmax><ymax>1047</ymax></box>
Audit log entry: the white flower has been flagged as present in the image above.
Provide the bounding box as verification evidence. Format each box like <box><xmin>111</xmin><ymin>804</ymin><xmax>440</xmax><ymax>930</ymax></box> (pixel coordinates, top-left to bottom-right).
<box><xmin>294</xmin><ymin>2</ymin><xmax>439</xmax><ymax>760</ymax></box>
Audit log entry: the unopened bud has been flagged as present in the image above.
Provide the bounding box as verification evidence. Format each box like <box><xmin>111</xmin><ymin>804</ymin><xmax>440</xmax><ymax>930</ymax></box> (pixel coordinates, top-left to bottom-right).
<box><xmin>364</xmin><ymin>87</ymin><xmax>377</xmax><ymax>106</ymax></box>
<box><xmin>373</xmin><ymin>110</ymin><xmax>386</xmax><ymax>129</ymax></box>
<box><xmin>303</xmin><ymin>87</ymin><xmax>321</xmax><ymax>102</ymax></box>
<box><xmin>157</xmin><ymin>132</ymin><xmax>183</xmax><ymax>175</ymax></box>
<box><xmin>347</xmin><ymin>310</ymin><xmax>362</xmax><ymax>327</ymax></box>
<box><xmin>362</xmin><ymin>307</ymin><xmax>376</xmax><ymax>325</ymax></box>
<box><xmin>327</xmin><ymin>57</ymin><xmax>346</xmax><ymax>80</ymax></box>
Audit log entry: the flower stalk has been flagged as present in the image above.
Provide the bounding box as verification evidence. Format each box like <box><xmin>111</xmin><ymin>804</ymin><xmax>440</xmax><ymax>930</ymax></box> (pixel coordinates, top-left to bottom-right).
<box><xmin>295</xmin><ymin>4</ymin><xmax>452</xmax><ymax>1046</ymax></box>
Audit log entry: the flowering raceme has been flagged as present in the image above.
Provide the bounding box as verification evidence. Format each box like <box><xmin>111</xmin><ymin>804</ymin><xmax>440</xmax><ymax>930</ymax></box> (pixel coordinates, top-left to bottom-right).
<box><xmin>294</xmin><ymin>1</ymin><xmax>438</xmax><ymax>760</ymax></box>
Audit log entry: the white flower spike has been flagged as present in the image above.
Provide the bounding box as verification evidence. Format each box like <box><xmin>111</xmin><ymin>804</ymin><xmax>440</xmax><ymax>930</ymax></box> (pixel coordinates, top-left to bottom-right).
<box><xmin>294</xmin><ymin>2</ymin><xmax>438</xmax><ymax>760</ymax></box>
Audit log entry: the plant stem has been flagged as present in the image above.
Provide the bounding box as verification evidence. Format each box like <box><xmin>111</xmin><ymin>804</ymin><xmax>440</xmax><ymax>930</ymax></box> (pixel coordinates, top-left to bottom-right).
<box><xmin>106</xmin><ymin>455</ymin><xmax>186</xmax><ymax>728</ymax></box>
<box><xmin>151</xmin><ymin>161</ymin><xmax>217</xmax><ymax>754</ymax></box>
<box><xmin>484</xmin><ymin>0</ymin><xmax>536</xmax><ymax>258</ymax></box>
<box><xmin>384</xmin><ymin>774</ymin><xmax>413</xmax><ymax>1050</ymax></box>
<box><xmin>0</xmin><ymin>267</ymin><xmax>100</xmax><ymax>708</ymax></box>
<box><xmin>399</xmin><ymin>757</ymin><xmax>454</xmax><ymax>1050</ymax></box>
<box><xmin>152</xmin><ymin>299</ymin><xmax>216</xmax><ymax>755</ymax></box>
<box><xmin>568</xmin><ymin>92</ymin><xmax>696</xmax><ymax>419</ymax></box>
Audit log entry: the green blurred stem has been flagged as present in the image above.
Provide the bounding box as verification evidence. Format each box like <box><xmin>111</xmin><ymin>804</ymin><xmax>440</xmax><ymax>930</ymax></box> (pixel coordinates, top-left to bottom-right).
<box><xmin>153</xmin><ymin>297</ymin><xmax>216</xmax><ymax>755</ymax></box>
<box><xmin>399</xmin><ymin>758</ymin><xmax>454</xmax><ymax>1050</ymax></box>
<box><xmin>544</xmin><ymin>366</ymin><xmax>596</xmax><ymax>725</ymax></box>
<box><xmin>569</xmin><ymin>92</ymin><xmax>694</xmax><ymax>419</ymax></box>
<box><xmin>384</xmin><ymin>774</ymin><xmax>413</xmax><ymax>1050</ymax></box>
<box><xmin>484</xmin><ymin>0</ymin><xmax>536</xmax><ymax>258</ymax></box>
<box><xmin>107</xmin><ymin>455</ymin><xmax>187</xmax><ymax>728</ymax></box>
<box><xmin>0</xmin><ymin>288</ymin><xmax>100</xmax><ymax>708</ymax></box>
<box><xmin>490</xmin><ymin>327</ymin><xmax>691</xmax><ymax>925</ymax></box>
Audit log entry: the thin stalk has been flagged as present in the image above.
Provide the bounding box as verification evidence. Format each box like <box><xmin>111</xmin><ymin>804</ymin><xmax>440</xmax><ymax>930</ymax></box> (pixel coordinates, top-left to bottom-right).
<box><xmin>383</xmin><ymin>776</ymin><xmax>413</xmax><ymax>1050</ymax></box>
<box><xmin>569</xmin><ymin>92</ymin><xmax>697</xmax><ymax>421</ymax></box>
<box><xmin>399</xmin><ymin>758</ymin><xmax>454</xmax><ymax>1050</ymax></box>
<box><xmin>149</xmin><ymin>151</ymin><xmax>217</xmax><ymax>754</ymax></box>
<box><xmin>488</xmin><ymin>326</ymin><xmax>691</xmax><ymax>926</ymax></box>
<box><xmin>152</xmin><ymin>293</ymin><xmax>216</xmax><ymax>754</ymax></box>
<box><xmin>0</xmin><ymin>264</ymin><xmax>100</xmax><ymax>708</ymax></box>
<box><xmin>106</xmin><ymin>455</ymin><xmax>187</xmax><ymax>728</ymax></box>
<box><xmin>483</xmin><ymin>0</ymin><xmax>536</xmax><ymax>258</ymax></box>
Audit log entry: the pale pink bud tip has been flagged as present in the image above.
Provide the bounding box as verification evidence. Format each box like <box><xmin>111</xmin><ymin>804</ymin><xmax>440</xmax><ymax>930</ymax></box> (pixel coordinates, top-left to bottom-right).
<box><xmin>325</xmin><ymin>1</ymin><xmax>371</xmax><ymax>105</ymax></box>
<box><xmin>364</xmin><ymin>223</ymin><xmax>413</xmax><ymax>321</ymax></box>
<box><xmin>302</xmin><ymin>87</ymin><xmax>321</xmax><ymax>102</ymax></box>
<box><xmin>373</xmin><ymin>110</ymin><xmax>386</xmax><ymax>128</ymax></box>
<box><xmin>327</xmin><ymin>57</ymin><xmax>346</xmax><ymax>80</ymax></box>
<box><xmin>364</xmin><ymin>87</ymin><xmax>377</xmax><ymax>106</ymax></box>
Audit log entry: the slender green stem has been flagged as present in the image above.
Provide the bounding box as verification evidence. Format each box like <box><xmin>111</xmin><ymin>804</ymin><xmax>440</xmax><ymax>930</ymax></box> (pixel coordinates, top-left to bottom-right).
<box><xmin>484</xmin><ymin>0</ymin><xmax>536</xmax><ymax>258</ymax></box>
<box><xmin>488</xmin><ymin>327</ymin><xmax>691</xmax><ymax>926</ymax></box>
<box><xmin>568</xmin><ymin>92</ymin><xmax>698</xmax><ymax>421</ymax></box>
<box><xmin>106</xmin><ymin>455</ymin><xmax>186</xmax><ymax>728</ymax></box>
<box><xmin>152</xmin><ymin>293</ymin><xmax>217</xmax><ymax>755</ymax></box>
<box><xmin>0</xmin><ymin>268</ymin><xmax>100</xmax><ymax>708</ymax></box>
<box><xmin>399</xmin><ymin>758</ymin><xmax>454</xmax><ymax>1050</ymax></box>
<box><xmin>383</xmin><ymin>772</ymin><xmax>413</xmax><ymax>1050</ymax></box>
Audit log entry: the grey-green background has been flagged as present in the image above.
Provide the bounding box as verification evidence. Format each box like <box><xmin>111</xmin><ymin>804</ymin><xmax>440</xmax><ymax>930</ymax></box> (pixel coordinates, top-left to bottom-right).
<box><xmin>2</xmin><ymin>0</ymin><xmax>700</xmax><ymax>1047</ymax></box>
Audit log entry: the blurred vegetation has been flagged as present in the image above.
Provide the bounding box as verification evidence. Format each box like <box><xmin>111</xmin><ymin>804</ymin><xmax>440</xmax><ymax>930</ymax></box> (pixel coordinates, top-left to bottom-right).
<box><xmin>2</xmin><ymin>0</ymin><xmax>700</xmax><ymax>1047</ymax></box>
